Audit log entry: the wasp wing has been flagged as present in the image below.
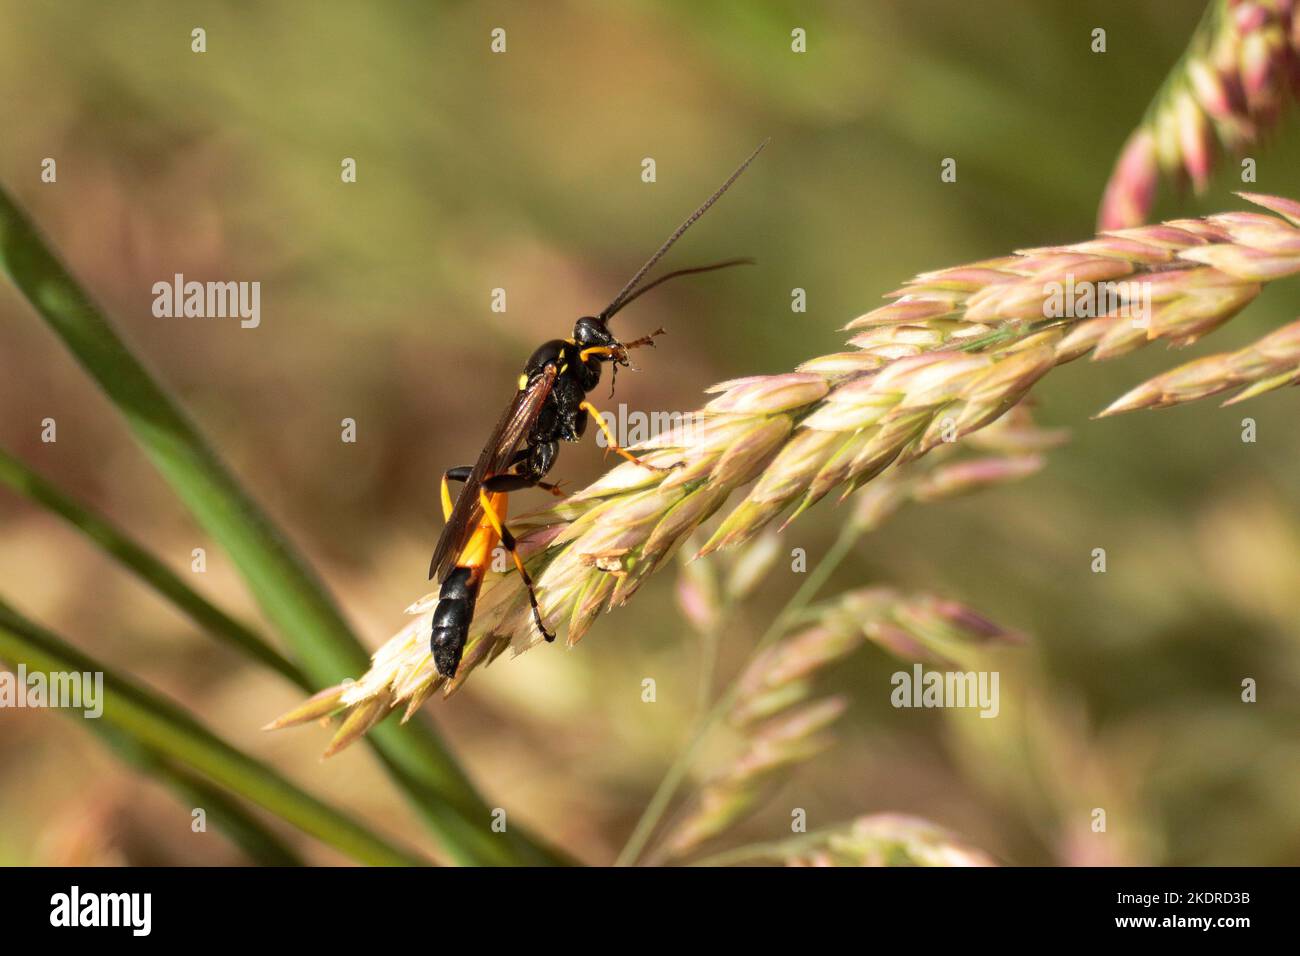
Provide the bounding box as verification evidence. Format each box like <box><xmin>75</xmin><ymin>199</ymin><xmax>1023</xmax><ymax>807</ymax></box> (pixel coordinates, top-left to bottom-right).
<box><xmin>427</xmin><ymin>363</ymin><xmax>557</xmax><ymax>583</ymax></box>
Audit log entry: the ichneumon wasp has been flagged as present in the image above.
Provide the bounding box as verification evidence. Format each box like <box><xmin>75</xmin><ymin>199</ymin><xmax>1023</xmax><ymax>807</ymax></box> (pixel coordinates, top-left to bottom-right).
<box><xmin>427</xmin><ymin>141</ymin><xmax>767</xmax><ymax>678</ymax></box>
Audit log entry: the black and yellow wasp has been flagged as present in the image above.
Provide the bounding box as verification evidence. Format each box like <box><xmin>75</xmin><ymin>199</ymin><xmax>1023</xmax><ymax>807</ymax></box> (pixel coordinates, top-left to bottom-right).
<box><xmin>427</xmin><ymin>142</ymin><xmax>766</xmax><ymax>678</ymax></box>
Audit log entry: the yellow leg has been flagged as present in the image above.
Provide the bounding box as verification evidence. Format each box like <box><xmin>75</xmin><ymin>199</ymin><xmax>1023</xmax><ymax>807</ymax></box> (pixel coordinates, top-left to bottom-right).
<box><xmin>578</xmin><ymin>345</ymin><xmax>619</xmax><ymax>363</ymax></box>
<box><xmin>440</xmin><ymin>466</ymin><xmax>475</xmax><ymax>521</ymax></box>
<box><xmin>477</xmin><ymin>488</ymin><xmax>555</xmax><ymax>641</ymax></box>
<box><xmin>440</xmin><ymin>474</ymin><xmax>455</xmax><ymax>521</ymax></box>
<box><xmin>579</xmin><ymin>401</ymin><xmax>678</xmax><ymax>472</ymax></box>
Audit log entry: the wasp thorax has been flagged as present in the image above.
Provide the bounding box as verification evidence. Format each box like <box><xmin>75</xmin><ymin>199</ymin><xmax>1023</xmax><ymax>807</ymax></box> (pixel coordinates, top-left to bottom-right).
<box><xmin>525</xmin><ymin>339</ymin><xmax>568</xmax><ymax>373</ymax></box>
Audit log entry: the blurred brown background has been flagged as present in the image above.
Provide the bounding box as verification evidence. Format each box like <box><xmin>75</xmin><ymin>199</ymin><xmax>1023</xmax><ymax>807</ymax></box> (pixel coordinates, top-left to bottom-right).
<box><xmin>1</xmin><ymin>1</ymin><xmax>1298</xmax><ymax>865</ymax></box>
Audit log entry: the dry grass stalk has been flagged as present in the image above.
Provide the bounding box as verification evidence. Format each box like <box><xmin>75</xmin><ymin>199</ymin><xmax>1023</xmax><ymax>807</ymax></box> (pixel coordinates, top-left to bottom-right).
<box><xmin>661</xmin><ymin>587</ymin><xmax>1022</xmax><ymax>858</ymax></box>
<box><xmin>1099</xmin><ymin>0</ymin><xmax>1299</xmax><ymax>229</ymax></box>
<box><xmin>269</xmin><ymin>194</ymin><xmax>1300</xmax><ymax>755</ymax></box>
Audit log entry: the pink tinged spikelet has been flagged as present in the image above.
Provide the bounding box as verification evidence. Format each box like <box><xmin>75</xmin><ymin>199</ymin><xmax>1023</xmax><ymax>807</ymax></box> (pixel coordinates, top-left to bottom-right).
<box><xmin>322</xmin><ymin>698</ymin><xmax>387</xmax><ymax>758</ymax></box>
<box><xmin>645</xmin><ymin>484</ymin><xmax>732</xmax><ymax>557</ymax></box>
<box><xmin>842</xmin><ymin>411</ymin><xmax>1056</xmax><ymax>533</ymax></box>
<box><xmin>1175</xmin><ymin>90</ymin><xmax>1215</xmax><ymax>192</ymax></box>
<box><xmin>1187</xmin><ymin>58</ymin><xmax>1243</xmax><ymax>124</ymax></box>
<box><xmin>1100</xmin><ymin>315</ymin><xmax>1300</xmax><ymax>414</ymax></box>
<box><xmin>704</xmin><ymin>373</ymin><xmax>828</xmax><ymax>414</ymax></box>
<box><xmin>1097</xmin><ymin>130</ymin><xmax>1159</xmax><ymax>231</ymax></box>
<box><xmin>731</xmin><ymin>625</ymin><xmax>864</xmax><ymax>723</ymax></box>
<box><xmin>1027</xmin><ymin>254</ymin><xmax>1138</xmax><ymax>285</ymax></box>
<box><xmin>666</xmin><ymin>698</ymin><xmax>849</xmax><ymax>855</ymax></box>
<box><xmin>1090</xmin><ymin>320</ymin><xmax>1151</xmax><ymax>362</ymax></box>
<box><xmin>796</xmin><ymin>351</ymin><xmax>887</xmax><ymax>377</ymax></box>
<box><xmin>702</xmin><ymin>415</ymin><xmax>793</xmax><ymax>487</ymax></box>
<box><xmin>1099</xmin><ymin>224</ymin><xmax>1212</xmax><ymax>254</ymax></box>
<box><xmin>843</xmin><ymin>296</ymin><xmax>955</xmax><ymax>329</ymax></box>
<box><xmin>846</xmin><ymin>323</ymin><xmax>950</xmax><ymax>357</ymax></box>
<box><xmin>855</xmin><ymin>592</ymin><xmax>1021</xmax><ymax>667</ymax></box>
<box><xmin>697</xmin><ymin>428</ymin><xmax>839</xmax><ymax>555</ymax></box>
<box><xmin>1240</xmin><ymin>24</ymin><xmax>1280</xmax><ymax>114</ymax></box>
<box><xmin>1237</xmin><ymin>191</ymin><xmax>1300</xmax><ymax>226</ymax></box>
<box><xmin>1146</xmin><ymin>283</ymin><xmax>1261</xmax><ymax>345</ymax></box>
<box><xmin>1234</xmin><ymin>1</ymin><xmax>1272</xmax><ymax>35</ymax></box>
<box><xmin>723</xmin><ymin>529</ymin><xmax>782</xmax><ymax>600</ymax></box>
<box><xmin>1179</xmin><ymin>243</ymin><xmax>1300</xmax><ymax>280</ymax></box>
<box><xmin>675</xmin><ymin>558</ymin><xmax>721</xmax><ymax>634</ymax></box>
<box><xmin>912</xmin><ymin>454</ymin><xmax>1045</xmax><ymax>500</ymax></box>
<box><xmin>1225</xmin><ymin>366</ymin><xmax>1300</xmax><ymax>402</ymax></box>
<box><xmin>1153</xmin><ymin>94</ymin><xmax>1185</xmax><ymax>181</ymax></box>
<box><xmin>1208</xmin><ymin>210</ymin><xmax>1300</xmax><ymax>249</ymax></box>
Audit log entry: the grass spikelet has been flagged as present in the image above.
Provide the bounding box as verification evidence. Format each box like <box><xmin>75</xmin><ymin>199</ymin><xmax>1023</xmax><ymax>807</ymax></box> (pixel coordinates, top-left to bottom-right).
<box><xmin>1099</xmin><ymin>315</ymin><xmax>1300</xmax><ymax>413</ymax></box>
<box><xmin>260</xmin><ymin>685</ymin><xmax>349</xmax><ymax>731</ymax></box>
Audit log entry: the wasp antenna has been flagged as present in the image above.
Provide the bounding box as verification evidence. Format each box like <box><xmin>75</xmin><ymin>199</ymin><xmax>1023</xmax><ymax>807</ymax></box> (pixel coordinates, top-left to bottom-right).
<box><xmin>604</xmin><ymin>258</ymin><xmax>754</xmax><ymax>319</ymax></box>
<box><xmin>598</xmin><ymin>139</ymin><xmax>769</xmax><ymax>323</ymax></box>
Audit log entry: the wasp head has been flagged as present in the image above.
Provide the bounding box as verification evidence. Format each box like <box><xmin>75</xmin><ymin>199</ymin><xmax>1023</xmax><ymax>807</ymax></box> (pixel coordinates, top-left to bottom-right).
<box><xmin>573</xmin><ymin>316</ymin><xmax>623</xmax><ymax>359</ymax></box>
<box><xmin>575</xmin><ymin>316</ymin><xmax>635</xmax><ymax>384</ymax></box>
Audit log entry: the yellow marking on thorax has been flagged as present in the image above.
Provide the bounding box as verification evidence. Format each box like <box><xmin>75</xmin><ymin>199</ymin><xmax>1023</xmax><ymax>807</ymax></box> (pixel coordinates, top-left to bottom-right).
<box><xmin>517</xmin><ymin>373</ymin><xmax>528</xmax><ymax>391</ymax></box>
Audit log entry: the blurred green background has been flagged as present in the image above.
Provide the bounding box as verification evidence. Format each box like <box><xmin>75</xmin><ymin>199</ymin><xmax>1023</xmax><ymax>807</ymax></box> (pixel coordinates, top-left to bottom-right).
<box><xmin>1</xmin><ymin>0</ymin><xmax>1298</xmax><ymax>865</ymax></box>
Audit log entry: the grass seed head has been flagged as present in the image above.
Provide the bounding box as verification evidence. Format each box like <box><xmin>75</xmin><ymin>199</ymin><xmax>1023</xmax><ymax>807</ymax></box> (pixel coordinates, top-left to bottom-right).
<box><xmin>269</xmin><ymin>195</ymin><xmax>1300</xmax><ymax>754</ymax></box>
<box><xmin>1099</xmin><ymin>0</ymin><xmax>1299</xmax><ymax>229</ymax></box>
<box><xmin>663</xmin><ymin>587</ymin><xmax>1021</xmax><ymax>857</ymax></box>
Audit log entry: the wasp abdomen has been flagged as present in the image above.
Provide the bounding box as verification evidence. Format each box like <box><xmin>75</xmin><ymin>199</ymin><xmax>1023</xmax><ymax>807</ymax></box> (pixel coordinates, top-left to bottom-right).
<box><xmin>431</xmin><ymin>566</ymin><xmax>482</xmax><ymax>678</ymax></box>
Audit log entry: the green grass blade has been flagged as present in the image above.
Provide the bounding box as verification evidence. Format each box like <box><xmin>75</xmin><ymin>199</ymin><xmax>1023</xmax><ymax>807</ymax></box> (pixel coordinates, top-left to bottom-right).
<box><xmin>0</xmin><ymin>448</ymin><xmax>562</xmax><ymax>866</ymax></box>
<box><xmin>0</xmin><ymin>597</ymin><xmax>426</xmax><ymax>866</ymax></box>
<box><xmin>0</xmin><ymin>446</ymin><xmax>306</xmax><ymax>688</ymax></box>
<box><xmin>0</xmin><ymin>185</ymin><xmax>565</xmax><ymax>865</ymax></box>
<box><xmin>92</xmin><ymin>724</ymin><xmax>305</xmax><ymax>866</ymax></box>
